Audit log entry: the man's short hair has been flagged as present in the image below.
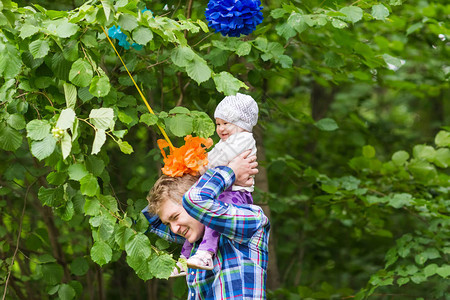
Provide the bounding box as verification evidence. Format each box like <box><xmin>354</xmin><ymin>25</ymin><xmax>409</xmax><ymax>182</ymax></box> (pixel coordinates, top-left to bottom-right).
<box><xmin>146</xmin><ymin>174</ymin><xmax>199</xmax><ymax>215</ymax></box>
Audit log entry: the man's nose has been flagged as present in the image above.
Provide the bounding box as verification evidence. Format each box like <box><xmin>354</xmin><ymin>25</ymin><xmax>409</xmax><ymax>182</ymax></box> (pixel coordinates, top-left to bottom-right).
<box><xmin>170</xmin><ymin>223</ymin><xmax>179</xmax><ymax>233</ymax></box>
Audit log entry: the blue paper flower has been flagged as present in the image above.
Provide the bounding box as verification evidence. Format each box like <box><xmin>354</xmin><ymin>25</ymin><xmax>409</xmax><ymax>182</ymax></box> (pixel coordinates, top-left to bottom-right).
<box><xmin>205</xmin><ymin>0</ymin><xmax>263</xmax><ymax>37</ymax></box>
<box><xmin>108</xmin><ymin>25</ymin><xmax>144</xmax><ymax>50</ymax></box>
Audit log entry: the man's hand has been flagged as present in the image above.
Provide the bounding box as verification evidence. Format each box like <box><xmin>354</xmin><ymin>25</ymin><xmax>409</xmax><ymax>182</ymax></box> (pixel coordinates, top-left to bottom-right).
<box><xmin>228</xmin><ymin>150</ymin><xmax>258</xmax><ymax>186</ymax></box>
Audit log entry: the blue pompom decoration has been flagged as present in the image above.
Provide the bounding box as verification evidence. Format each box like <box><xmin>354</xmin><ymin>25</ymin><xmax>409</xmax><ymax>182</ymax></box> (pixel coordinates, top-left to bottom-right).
<box><xmin>205</xmin><ymin>0</ymin><xmax>263</xmax><ymax>37</ymax></box>
<box><xmin>107</xmin><ymin>7</ymin><xmax>151</xmax><ymax>51</ymax></box>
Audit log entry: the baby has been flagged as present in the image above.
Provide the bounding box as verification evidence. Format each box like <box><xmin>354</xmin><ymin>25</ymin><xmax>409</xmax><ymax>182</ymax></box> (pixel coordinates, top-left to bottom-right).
<box><xmin>172</xmin><ymin>93</ymin><xmax>258</xmax><ymax>274</ymax></box>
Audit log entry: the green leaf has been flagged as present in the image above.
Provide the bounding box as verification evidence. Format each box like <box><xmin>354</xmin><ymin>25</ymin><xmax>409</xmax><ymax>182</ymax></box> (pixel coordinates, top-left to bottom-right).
<box><xmin>382</xmin><ymin>54</ymin><xmax>404</xmax><ymax>71</ymax></box>
<box><xmin>192</xmin><ymin>111</ymin><xmax>215</xmax><ymax>138</ymax></box>
<box><xmin>435</xmin><ymin>131</ymin><xmax>450</xmax><ymax>147</ymax></box>
<box><xmin>277</xmin><ymin>55</ymin><xmax>293</xmax><ymax>69</ymax></box>
<box><xmin>56</xmin><ymin>108</ymin><xmax>76</xmax><ymax>130</ymax></box>
<box><xmin>287</xmin><ymin>13</ymin><xmax>308</xmax><ymax>34</ymax></box>
<box><xmin>340</xmin><ymin>6</ymin><xmax>363</xmax><ymax>23</ymax></box>
<box><xmin>98</xmin><ymin>194</ymin><xmax>118</xmax><ymax>213</ymax></box>
<box><xmin>63</xmin><ymin>40</ymin><xmax>79</xmax><ymax>62</ymax></box>
<box><xmin>324</xmin><ymin>51</ymin><xmax>345</xmax><ymax>68</ymax></box>
<box><xmin>58</xmin><ymin>284</ymin><xmax>76</xmax><ymax>300</ymax></box>
<box><xmin>38</xmin><ymin>186</ymin><xmax>64</xmax><ymax>207</ymax></box>
<box><xmin>61</xmin><ymin>132</ymin><xmax>72</xmax><ymax>160</ymax></box>
<box><xmin>91</xmin><ymin>129</ymin><xmax>106</xmax><ymax>155</ymax></box>
<box><xmin>155</xmin><ymin>239</ymin><xmax>170</xmax><ymax>250</ymax></box>
<box><xmin>186</xmin><ymin>57</ymin><xmax>212</xmax><ymax>84</ymax></box>
<box><xmin>89</xmin><ymin>76</ymin><xmax>111</xmax><ymax>98</ymax></box>
<box><xmin>314</xmin><ymin>118</ymin><xmax>339</xmax><ymax>131</ymax></box>
<box><xmin>68</xmin><ymin>164</ymin><xmax>88</xmax><ymax>181</ymax></box>
<box><xmin>132</xmin><ymin>27</ymin><xmax>153</xmax><ymax>45</ymax></box>
<box><xmin>84</xmin><ymin>197</ymin><xmax>100</xmax><ymax>216</ymax></box>
<box><xmin>89</xmin><ymin>108</ymin><xmax>114</xmax><ymax>130</ymax></box>
<box><xmin>0</xmin><ymin>44</ymin><xmax>22</xmax><ymax>78</ymax></box>
<box><xmin>69</xmin><ymin>59</ymin><xmax>94</xmax><ymax>87</ymax></box>
<box><xmin>19</xmin><ymin>24</ymin><xmax>39</xmax><ymax>39</ymax></box>
<box><xmin>372</xmin><ymin>4</ymin><xmax>390</xmax><ymax>21</ymax></box>
<box><xmin>392</xmin><ymin>150</ymin><xmax>409</xmax><ymax>166</ymax></box>
<box><xmin>212</xmin><ymin>71</ymin><xmax>248</xmax><ymax>96</ymax></box>
<box><xmin>396</xmin><ymin>277</ymin><xmax>409</xmax><ymax>287</ymax></box>
<box><xmin>115</xmin><ymin>226</ymin><xmax>134</xmax><ymax>249</ymax></box>
<box><xmin>101</xmin><ymin>0</ymin><xmax>114</xmax><ymax>21</ymax></box>
<box><xmin>0</xmin><ymin>124</ymin><xmax>22</xmax><ymax>151</ymax></box>
<box><xmin>55</xmin><ymin>18</ymin><xmax>79</xmax><ymax>38</ymax></box>
<box><xmin>60</xmin><ymin>199</ymin><xmax>75</xmax><ymax>221</ymax></box>
<box><xmin>7</xmin><ymin>114</ymin><xmax>26</xmax><ymax>130</ymax></box>
<box><xmin>47</xmin><ymin>172</ymin><xmax>68</xmax><ymax>185</ymax></box>
<box><xmin>118</xmin><ymin>13</ymin><xmax>138</xmax><ymax>31</ymax></box>
<box><xmin>125</xmin><ymin>233</ymin><xmax>152</xmax><ymax>260</ymax></box>
<box><xmin>41</xmin><ymin>263</ymin><xmax>64</xmax><ymax>285</ymax></box>
<box><xmin>148</xmin><ymin>254</ymin><xmax>174</xmax><ymax>279</ymax></box>
<box><xmin>406</xmin><ymin>22</ymin><xmax>423</xmax><ymax>36</ymax></box>
<box><xmin>140</xmin><ymin>113</ymin><xmax>159</xmax><ymax>126</ymax></box>
<box><xmin>78</xmin><ymin>86</ymin><xmax>94</xmax><ymax>102</ymax></box>
<box><xmin>126</xmin><ymin>255</ymin><xmax>154</xmax><ymax>281</ymax></box>
<box><xmin>80</xmin><ymin>174</ymin><xmax>99</xmax><ymax>197</ymax></box>
<box><xmin>86</xmin><ymin>155</ymin><xmax>106</xmax><ymax>176</ymax></box>
<box><xmin>388</xmin><ymin>193</ymin><xmax>413</xmax><ymax>209</ymax></box>
<box><xmin>63</xmin><ymin>82</ymin><xmax>77</xmax><ymax>109</ymax></box>
<box><xmin>275</xmin><ymin>22</ymin><xmax>296</xmax><ymax>40</ymax></box>
<box><xmin>436</xmin><ymin>265</ymin><xmax>450</xmax><ymax>278</ymax></box>
<box><xmin>171</xmin><ymin>46</ymin><xmax>195</xmax><ymax>67</ymax></box>
<box><xmin>90</xmin><ymin>241</ymin><xmax>112</xmax><ymax>266</ymax></box>
<box><xmin>236</xmin><ymin>42</ymin><xmax>251</xmax><ymax>56</ymax></box>
<box><xmin>166</xmin><ymin>114</ymin><xmax>193</xmax><ymax>137</ymax></box>
<box><xmin>363</xmin><ymin>145</ymin><xmax>376</xmax><ymax>158</ymax></box>
<box><xmin>27</xmin><ymin>119</ymin><xmax>51</xmax><ymax>140</ymax></box>
<box><xmin>169</xmin><ymin>107</ymin><xmax>190</xmax><ymax>114</ymax></box>
<box><xmin>31</xmin><ymin>134</ymin><xmax>57</xmax><ymax>160</ymax></box>
<box><xmin>433</xmin><ymin>148</ymin><xmax>450</xmax><ymax>168</ymax></box>
<box><xmin>29</xmin><ymin>39</ymin><xmax>50</xmax><ymax>59</ymax></box>
<box><xmin>331</xmin><ymin>19</ymin><xmax>348</xmax><ymax>29</ymax></box>
<box><xmin>423</xmin><ymin>264</ymin><xmax>438</xmax><ymax>277</ymax></box>
<box><xmin>117</xmin><ymin>140</ymin><xmax>134</xmax><ymax>154</ymax></box>
<box><xmin>412</xmin><ymin>144</ymin><xmax>435</xmax><ymax>161</ymax></box>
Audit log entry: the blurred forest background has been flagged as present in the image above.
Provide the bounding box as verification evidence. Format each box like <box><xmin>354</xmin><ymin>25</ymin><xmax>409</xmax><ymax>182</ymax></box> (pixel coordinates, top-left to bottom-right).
<box><xmin>0</xmin><ymin>0</ymin><xmax>449</xmax><ymax>299</ymax></box>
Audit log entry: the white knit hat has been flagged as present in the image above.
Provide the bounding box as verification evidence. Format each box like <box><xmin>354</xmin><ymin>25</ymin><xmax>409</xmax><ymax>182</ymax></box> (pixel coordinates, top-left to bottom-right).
<box><xmin>214</xmin><ymin>93</ymin><xmax>259</xmax><ymax>132</ymax></box>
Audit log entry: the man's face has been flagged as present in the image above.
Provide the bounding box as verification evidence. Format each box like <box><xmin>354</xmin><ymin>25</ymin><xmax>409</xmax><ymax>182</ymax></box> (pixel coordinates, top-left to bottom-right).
<box><xmin>158</xmin><ymin>199</ymin><xmax>205</xmax><ymax>243</ymax></box>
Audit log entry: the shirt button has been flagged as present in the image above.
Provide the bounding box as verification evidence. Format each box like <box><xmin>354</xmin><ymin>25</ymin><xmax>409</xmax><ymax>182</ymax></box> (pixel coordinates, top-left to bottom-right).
<box><xmin>191</xmin><ymin>271</ymin><xmax>195</xmax><ymax>275</ymax></box>
<box><xmin>191</xmin><ymin>293</ymin><xmax>194</xmax><ymax>297</ymax></box>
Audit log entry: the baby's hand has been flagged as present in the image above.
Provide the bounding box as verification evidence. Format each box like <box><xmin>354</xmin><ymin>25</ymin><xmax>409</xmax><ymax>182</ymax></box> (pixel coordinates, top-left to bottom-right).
<box><xmin>199</xmin><ymin>165</ymin><xmax>207</xmax><ymax>175</ymax></box>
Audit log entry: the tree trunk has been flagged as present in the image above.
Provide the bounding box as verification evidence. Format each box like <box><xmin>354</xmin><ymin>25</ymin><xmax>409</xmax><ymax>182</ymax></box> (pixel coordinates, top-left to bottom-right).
<box><xmin>254</xmin><ymin>126</ymin><xmax>281</xmax><ymax>290</ymax></box>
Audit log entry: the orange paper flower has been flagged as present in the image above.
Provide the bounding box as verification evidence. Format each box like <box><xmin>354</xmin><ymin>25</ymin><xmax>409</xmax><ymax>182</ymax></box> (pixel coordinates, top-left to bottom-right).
<box><xmin>158</xmin><ymin>135</ymin><xmax>213</xmax><ymax>177</ymax></box>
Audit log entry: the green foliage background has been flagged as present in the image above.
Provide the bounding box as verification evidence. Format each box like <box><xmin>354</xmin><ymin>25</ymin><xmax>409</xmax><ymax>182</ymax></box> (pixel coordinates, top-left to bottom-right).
<box><xmin>0</xmin><ymin>0</ymin><xmax>448</xmax><ymax>299</ymax></box>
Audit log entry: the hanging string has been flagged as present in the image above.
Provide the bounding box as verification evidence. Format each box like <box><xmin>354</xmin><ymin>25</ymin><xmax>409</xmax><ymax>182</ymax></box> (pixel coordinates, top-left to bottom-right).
<box><xmin>100</xmin><ymin>26</ymin><xmax>174</xmax><ymax>150</ymax></box>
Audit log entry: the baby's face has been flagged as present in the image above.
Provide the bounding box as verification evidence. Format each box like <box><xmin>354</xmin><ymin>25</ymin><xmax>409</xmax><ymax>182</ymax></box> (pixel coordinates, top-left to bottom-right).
<box><xmin>215</xmin><ymin>118</ymin><xmax>244</xmax><ymax>141</ymax></box>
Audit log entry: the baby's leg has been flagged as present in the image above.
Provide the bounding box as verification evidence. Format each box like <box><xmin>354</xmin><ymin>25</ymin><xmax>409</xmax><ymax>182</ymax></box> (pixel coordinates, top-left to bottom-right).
<box><xmin>197</xmin><ymin>226</ymin><xmax>220</xmax><ymax>254</ymax></box>
<box><xmin>186</xmin><ymin>228</ymin><xmax>217</xmax><ymax>270</ymax></box>
<box><xmin>218</xmin><ymin>190</ymin><xmax>253</xmax><ymax>205</ymax></box>
<box><xmin>181</xmin><ymin>239</ymin><xmax>193</xmax><ymax>258</ymax></box>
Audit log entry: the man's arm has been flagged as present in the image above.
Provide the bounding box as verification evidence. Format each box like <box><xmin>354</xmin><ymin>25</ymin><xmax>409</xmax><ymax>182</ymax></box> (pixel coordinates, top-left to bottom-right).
<box><xmin>183</xmin><ymin>166</ymin><xmax>268</xmax><ymax>243</ymax></box>
<box><xmin>141</xmin><ymin>206</ymin><xmax>185</xmax><ymax>244</ymax></box>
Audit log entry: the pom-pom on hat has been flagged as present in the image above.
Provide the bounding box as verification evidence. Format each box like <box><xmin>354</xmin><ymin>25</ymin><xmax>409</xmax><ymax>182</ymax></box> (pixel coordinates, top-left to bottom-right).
<box><xmin>214</xmin><ymin>93</ymin><xmax>258</xmax><ymax>132</ymax></box>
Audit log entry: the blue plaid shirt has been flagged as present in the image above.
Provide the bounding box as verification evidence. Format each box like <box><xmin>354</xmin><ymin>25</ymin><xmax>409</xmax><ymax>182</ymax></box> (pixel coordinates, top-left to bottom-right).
<box><xmin>142</xmin><ymin>166</ymin><xmax>270</xmax><ymax>299</ymax></box>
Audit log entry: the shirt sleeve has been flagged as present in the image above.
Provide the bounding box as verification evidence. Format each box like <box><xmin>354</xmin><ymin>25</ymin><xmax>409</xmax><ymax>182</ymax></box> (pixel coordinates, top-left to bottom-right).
<box><xmin>141</xmin><ymin>205</ymin><xmax>185</xmax><ymax>244</ymax></box>
<box><xmin>182</xmin><ymin>166</ymin><xmax>268</xmax><ymax>244</ymax></box>
<box><xmin>207</xmin><ymin>132</ymin><xmax>256</xmax><ymax>169</ymax></box>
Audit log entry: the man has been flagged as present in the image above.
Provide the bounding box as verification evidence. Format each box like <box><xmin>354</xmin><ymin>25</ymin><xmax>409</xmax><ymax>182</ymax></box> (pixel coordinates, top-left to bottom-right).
<box><xmin>142</xmin><ymin>151</ymin><xmax>270</xmax><ymax>299</ymax></box>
